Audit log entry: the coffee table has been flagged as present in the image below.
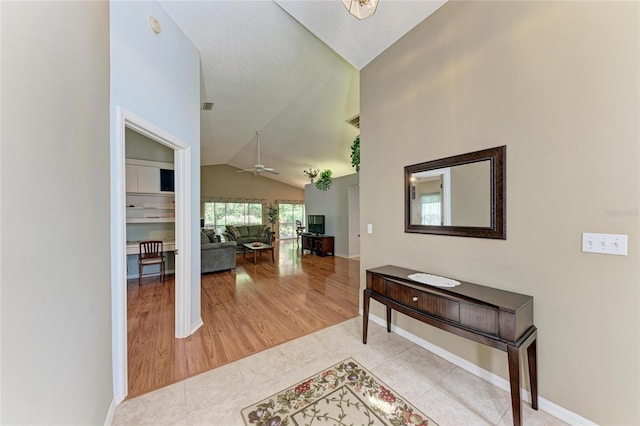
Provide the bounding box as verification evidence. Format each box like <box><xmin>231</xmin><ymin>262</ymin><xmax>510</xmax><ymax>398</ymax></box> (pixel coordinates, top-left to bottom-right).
<box><xmin>242</xmin><ymin>242</ymin><xmax>274</xmax><ymax>264</ymax></box>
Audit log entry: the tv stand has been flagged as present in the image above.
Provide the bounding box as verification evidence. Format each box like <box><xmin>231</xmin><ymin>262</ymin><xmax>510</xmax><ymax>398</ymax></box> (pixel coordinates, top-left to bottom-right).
<box><xmin>301</xmin><ymin>234</ymin><xmax>334</xmax><ymax>257</ymax></box>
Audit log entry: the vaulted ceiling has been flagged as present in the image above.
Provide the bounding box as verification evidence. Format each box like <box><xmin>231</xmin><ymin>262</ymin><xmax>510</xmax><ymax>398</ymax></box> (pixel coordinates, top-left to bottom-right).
<box><xmin>159</xmin><ymin>0</ymin><xmax>446</xmax><ymax>188</ymax></box>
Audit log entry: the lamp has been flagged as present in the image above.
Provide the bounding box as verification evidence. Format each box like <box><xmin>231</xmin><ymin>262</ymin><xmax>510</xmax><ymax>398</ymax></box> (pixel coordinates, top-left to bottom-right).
<box><xmin>343</xmin><ymin>0</ymin><xmax>379</xmax><ymax>20</ymax></box>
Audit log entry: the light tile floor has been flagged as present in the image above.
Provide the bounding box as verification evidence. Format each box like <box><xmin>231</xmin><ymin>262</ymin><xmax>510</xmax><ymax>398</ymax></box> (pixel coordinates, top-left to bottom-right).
<box><xmin>113</xmin><ymin>317</ymin><xmax>567</xmax><ymax>426</ymax></box>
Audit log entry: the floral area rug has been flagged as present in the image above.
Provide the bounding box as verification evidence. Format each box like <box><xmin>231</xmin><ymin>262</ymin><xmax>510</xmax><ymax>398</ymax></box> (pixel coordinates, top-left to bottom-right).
<box><xmin>241</xmin><ymin>358</ymin><xmax>437</xmax><ymax>426</ymax></box>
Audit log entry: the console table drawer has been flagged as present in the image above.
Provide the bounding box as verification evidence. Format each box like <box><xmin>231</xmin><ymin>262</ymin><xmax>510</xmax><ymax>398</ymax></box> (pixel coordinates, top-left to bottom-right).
<box><xmin>460</xmin><ymin>302</ymin><xmax>499</xmax><ymax>335</ymax></box>
<box><xmin>385</xmin><ymin>280</ymin><xmax>460</xmax><ymax>323</ymax></box>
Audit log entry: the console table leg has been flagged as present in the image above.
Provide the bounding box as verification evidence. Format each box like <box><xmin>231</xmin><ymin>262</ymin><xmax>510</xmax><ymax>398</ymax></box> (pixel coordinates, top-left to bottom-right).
<box><xmin>386</xmin><ymin>306</ymin><xmax>392</xmax><ymax>333</ymax></box>
<box><xmin>362</xmin><ymin>290</ymin><xmax>370</xmax><ymax>344</ymax></box>
<box><xmin>527</xmin><ymin>339</ymin><xmax>538</xmax><ymax>410</ymax></box>
<box><xmin>507</xmin><ymin>345</ymin><xmax>522</xmax><ymax>426</ymax></box>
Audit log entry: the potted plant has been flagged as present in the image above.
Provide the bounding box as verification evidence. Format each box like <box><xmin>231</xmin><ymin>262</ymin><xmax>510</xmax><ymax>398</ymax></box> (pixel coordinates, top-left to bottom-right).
<box><xmin>350</xmin><ymin>135</ymin><xmax>360</xmax><ymax>172</ymax></box>
<box><xmin>303</xmin><ymin>168</ymin><xmax>320</xmax><ymax>183</ymax></box>
<box><xmin>265</xmin><ymin>203</ymin><xmax>279</xmax><ymax>243</ymax></box>
<box><xmin>266</xmin><ymin>203</ymin><xmax>278</xmax><ymax>226</ymax></box>
<box><xmin>315</xmin><ymin>169</ymin><xmax>333</xmax><ymax>191</ymax></box>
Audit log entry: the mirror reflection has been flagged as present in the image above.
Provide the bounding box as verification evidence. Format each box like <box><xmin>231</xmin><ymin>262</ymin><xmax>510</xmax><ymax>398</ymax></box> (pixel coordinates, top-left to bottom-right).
<box><xmin>409</xmin><ymin>161</ymin><xmax>491</xmax><ymax>227</ymax></box>
<box><xmin>404</xmin><ymin>145</ymin><xmax>506</xmax><ymax>239</ymax></box>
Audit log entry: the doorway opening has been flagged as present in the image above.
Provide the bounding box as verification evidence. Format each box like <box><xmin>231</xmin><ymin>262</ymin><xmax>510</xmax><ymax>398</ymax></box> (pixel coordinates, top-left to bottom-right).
<box><xmin>112</xmin><ymin>108</ymin><xmax>193</xmax><ymax>402</ymax></box>
<box><xmin>124</xmin><ymin>128</ymin><xmax>176</xmax><ymax>396</ymax></box>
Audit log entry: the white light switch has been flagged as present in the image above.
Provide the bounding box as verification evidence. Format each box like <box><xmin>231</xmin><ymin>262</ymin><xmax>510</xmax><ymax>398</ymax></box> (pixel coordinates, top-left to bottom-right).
<box><xmin>367</xmin><ymin>224</ymin><xmax>373</xmax><ymax>234</ymax></box>
<box><xmin>582</xmin><ymin>233</ymin><xmax>628</xmax><ymax>256</ymax></box>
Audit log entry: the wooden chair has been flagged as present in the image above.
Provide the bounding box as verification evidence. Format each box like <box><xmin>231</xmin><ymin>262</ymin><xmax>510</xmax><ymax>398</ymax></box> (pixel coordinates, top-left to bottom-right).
<box><xmin>138</xmin><ymin>241</ymin><xmax>165</xmax><ymax>284</ymax></box>
<box><xmin>295</xmin><ymin>220</ymin><xmax>305</xmax><ymax>245</ymax></box>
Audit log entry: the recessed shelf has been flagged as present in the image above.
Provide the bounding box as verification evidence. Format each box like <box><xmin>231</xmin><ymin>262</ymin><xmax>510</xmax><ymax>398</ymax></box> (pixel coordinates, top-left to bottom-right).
<box><xmin>126</xmin><ymin>193</ymin><xmax>175</xmax><ymax>224</ymax></box>
<box><xmin>126</xmin><ymin>217</ymin><xmax>175</xmax><ymax>224</ymax></box>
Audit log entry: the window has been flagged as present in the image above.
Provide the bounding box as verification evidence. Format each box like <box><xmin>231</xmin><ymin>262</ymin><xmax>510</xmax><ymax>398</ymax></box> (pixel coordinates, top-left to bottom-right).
<box><xmin>420</xmin><ymin>193</ymin><xmax>442</xmax><ymax>225</ymax></box>
<box><xmin>203</xmin><ymin>202</ymin><xmax>263</xmax><ymax>233</ymax></box>
<box><xmin>278</xmin><ymin>203</ymin><xmax>305</xmax><ymax>239</ymax></box>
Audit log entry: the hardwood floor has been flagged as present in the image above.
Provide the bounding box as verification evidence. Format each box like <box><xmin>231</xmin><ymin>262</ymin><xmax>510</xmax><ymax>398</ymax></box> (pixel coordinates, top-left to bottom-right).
<box><xmin>127</xmin><ymin>239</ymin><xmax>360</xmax><ymax>398</ymax></box>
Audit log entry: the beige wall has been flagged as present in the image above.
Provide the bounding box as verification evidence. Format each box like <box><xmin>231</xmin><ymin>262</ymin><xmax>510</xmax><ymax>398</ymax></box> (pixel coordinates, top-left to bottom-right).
<box><xmin>361</xmin><ymin>2</ymin><xmax>639</xmax><ymax>425</ymax></box>
<box><xmin>201</xmin><ymin>164</ymin><xmax>304</xmax><ymax>233</ymax></box>
<box><xmin>1</xmin><ymin>1</ymin><xmax>112</xmax><ymax>423</ymax></box>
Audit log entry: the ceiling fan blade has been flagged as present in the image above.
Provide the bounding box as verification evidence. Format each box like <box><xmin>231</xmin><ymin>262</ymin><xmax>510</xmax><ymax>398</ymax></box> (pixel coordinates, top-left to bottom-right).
<box><xmin>243</xmin><ymin>132</ymin><xmax>277</xmax><ymax>176</ymax></box>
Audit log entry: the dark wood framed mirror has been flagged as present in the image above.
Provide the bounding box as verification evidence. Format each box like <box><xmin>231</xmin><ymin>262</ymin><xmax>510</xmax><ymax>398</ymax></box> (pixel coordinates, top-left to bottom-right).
<box><xmin>405</xmin><ymin>145</ymin><xmax>506</xmax><ymax>239</ymax></box>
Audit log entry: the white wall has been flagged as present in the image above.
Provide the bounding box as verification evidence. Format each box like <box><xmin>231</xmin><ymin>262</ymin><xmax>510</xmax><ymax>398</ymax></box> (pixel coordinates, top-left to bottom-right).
<box><xmin>361</xmin><ymin>2</ymin><xmax>639</xmax><ymax>424</ymax></box>
<box><xmin>110</xmin><ymin>0</ymin><xmax>201</xmax><ymax>398</ymax></box>
<box><xmin>305</xmin><ymin>173</ymin><xmax>359</xmax><ymax>257</ymax></box>
<box><xmin>1</xmin><ymin>2</ymin><xmax>112</xmax><ymax>423</ymax></box>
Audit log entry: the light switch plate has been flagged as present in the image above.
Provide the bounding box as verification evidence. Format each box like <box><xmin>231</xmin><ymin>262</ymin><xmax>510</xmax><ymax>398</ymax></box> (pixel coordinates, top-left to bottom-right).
<box><xmin>582</xmin><ymin>233</ymin><xmax>628</xmax><ymax>256</ymax></box>
<box><xmin>367</xmin><ymin>224</ymin><xmax>373</xmax><ymax>234</ymax></box>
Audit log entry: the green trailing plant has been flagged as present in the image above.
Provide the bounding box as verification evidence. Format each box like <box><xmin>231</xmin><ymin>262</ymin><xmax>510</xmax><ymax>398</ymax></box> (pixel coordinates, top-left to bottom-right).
<box><xmin>350</xmin><ymin>135</ymin><xmax>360</xmax><ymax>172</ymax></box>
<box><xmin>265</xmin><ymin>203</ymin><xmax>278</xmax><ymax>225</ymax></box>
<box><xmin>315</xmin><ymin>169</ymin><xmax>333</xmax><ymax>191</ymax></box>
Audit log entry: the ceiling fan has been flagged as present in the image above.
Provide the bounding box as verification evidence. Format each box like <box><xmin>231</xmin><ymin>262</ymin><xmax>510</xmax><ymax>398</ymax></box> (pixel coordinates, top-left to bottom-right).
<box><xmin>237</xmin><ymin>131</ymin><xmax>279</xmax><ymax>175</ymax></box>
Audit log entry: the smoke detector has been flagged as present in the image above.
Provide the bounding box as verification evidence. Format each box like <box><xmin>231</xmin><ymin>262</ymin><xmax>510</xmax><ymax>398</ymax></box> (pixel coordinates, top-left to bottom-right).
<box><xmin>149</xmin><ymin>16</ymin><xmax>161</xmax><ymax>34</ymax></box>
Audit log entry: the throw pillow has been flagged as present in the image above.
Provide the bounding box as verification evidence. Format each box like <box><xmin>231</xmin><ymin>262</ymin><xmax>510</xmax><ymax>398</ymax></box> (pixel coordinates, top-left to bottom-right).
<box><xmin>237</xmin><ymin>226</ymin><xmax>249</xmax><ymax>237</ymax></box>
<box><xmin>258</xmin><ymin>225</ymin><xmax>269</xmax><ymax>237</ymax></box>
<box><xmin>226</xmin><ymin>225</ymin><xmax>241</xmax><ymax>239</ymax></box>
<box><xmin>202</xmin><ymin>228</ymin><xmax>218</xmax><ymax>243</ymax></box>
<box><xmin>200</xmin><ymin>231</ymin><xmax>210</xmax><ymax>244</ymax></box>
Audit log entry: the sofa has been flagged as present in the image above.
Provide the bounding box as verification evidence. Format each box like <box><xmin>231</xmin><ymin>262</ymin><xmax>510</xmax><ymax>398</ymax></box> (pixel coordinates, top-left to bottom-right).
<box><xmin>222</xmin><ymin>225</ymin><xmax>274</xmax><ymax>248</ymax></box>
<box><xmin>201</xmin><ymin>229</ymin><xmax>237</xmax><ymax>273</ymax></box>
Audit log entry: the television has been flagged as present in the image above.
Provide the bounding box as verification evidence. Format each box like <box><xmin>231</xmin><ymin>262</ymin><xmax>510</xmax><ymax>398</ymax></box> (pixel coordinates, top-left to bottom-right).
<box><xmin>307</xmin><ymin>215</ymin><xmax>325</xmax><ymax>235</ymax></box>
<box><xmin>160</xmin><ymin>168</ymin><xmax>174</xmax><ymax>192</ymax></box>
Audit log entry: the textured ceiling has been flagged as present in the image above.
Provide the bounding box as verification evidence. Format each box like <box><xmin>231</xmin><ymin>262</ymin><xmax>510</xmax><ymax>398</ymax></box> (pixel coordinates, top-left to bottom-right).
<box><xmin>159</xmin><ymin>0</ymin><xmax>446</xmax><ymax>188</ymax></box>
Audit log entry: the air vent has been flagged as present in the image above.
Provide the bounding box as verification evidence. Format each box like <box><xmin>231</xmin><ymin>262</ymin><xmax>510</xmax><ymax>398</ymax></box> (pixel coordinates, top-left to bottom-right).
<box><xmin>201</xmin><ymin>102</ymin><xmax>214</xmax><ymax>111</ymax></box>
<box><xmin>346</xmin><ymin>114</ymin><xmax>360</xmax><ymax>129</ymax></box>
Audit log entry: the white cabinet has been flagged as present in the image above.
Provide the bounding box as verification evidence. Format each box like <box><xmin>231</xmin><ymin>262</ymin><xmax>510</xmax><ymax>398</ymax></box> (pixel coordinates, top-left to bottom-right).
<box><xmin>125</xmin><ymin>164</ymin><xmax>138</xmax><ymax>193</ymax></box>
<box><xmin>126</xmin><ymin>159</ymin><xmax>173</xmax><ymax>194</ymax></box>
<box><xmin>136</xmin><ymin>165</ymin><xmax>160</xmax><ymax>193</ymax></box>
<box><xmin>126</xmin><ymin>159</ymin><xmax>175</xmax><ymax>223</ymax></box>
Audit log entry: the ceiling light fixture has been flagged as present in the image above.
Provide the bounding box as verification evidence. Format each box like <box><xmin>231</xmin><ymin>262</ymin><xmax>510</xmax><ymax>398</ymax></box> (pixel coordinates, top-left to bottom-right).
<box><xmin>343</xmin><ymin>0</ymin><xmax>379</xmax><ymax>20</ymax></box>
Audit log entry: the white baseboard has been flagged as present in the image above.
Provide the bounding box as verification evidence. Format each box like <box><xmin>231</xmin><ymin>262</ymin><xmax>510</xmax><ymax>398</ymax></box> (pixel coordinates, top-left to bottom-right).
<box><xmin>363</xmin><ymin>312</ymin><xmax>597</xmax><ymax>426</ymax></box>
<box><xmin>104</xmin><ymin>396</ymin><xmax>119</xmax><ymax>426</ymax></box>
<box><xmin>336</xmin><ymin>253</ymin><xmax>360</xmax><ymax>259</ymax></box>
<box><xmin>126</xmin><ymin>269</ymin><xmax>176</xmax><ymax>280</ymax></box>
<box><xmin>191</xmin><ymin>317</ymin><xmax>204</xmax><ymax>335</ymax></box>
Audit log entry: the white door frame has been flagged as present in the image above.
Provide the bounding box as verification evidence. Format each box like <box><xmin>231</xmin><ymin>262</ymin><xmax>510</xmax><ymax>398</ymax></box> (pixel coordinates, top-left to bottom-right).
<box><xmin>414</xmin><ymin>167</ymin><xmax>452</xmax><ymax>226</ymax></box>
<box><xmin>112</xmin><ymin>107</ymin><xmax>192</xmax><ymax>402</ymax></box>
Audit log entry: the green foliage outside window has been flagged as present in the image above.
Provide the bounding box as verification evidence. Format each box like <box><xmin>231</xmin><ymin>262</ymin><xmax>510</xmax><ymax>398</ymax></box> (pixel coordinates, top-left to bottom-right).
<box><xmin>278</xmin><ymin>203</ymin><xmax>305</xmax><ymax>238</ymax></box>
<box><xmin>203</xmin><ymin>202</ymin><xmax>263</xmax><ymax>233</ymax></box>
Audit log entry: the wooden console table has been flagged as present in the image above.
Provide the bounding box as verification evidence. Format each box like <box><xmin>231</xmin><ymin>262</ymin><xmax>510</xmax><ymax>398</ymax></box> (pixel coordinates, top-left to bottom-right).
<box><xmin>301</xmin><ymin>234</ymin><xmax>334</xmax><ymax>256</ymax></box>
<box><xmin>363</xmin><ymin>265</ymin><xmax>537</xmax><ymax>426</ymax></box>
